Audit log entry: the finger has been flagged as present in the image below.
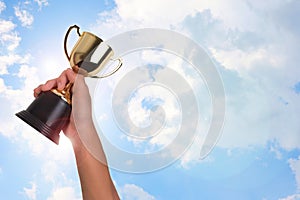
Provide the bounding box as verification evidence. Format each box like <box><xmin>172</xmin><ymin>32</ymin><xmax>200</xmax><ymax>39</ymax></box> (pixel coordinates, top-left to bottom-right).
<box><xmin>33</xmin><ymin>79</ymin><xmax>57</xmax><ymax>97</ymax></box>
<box><xmin>64</xmin><ymin>68</ymin><xmax>77</xmax><ymax>83</ymax></box>
<box><xmin>57</xmin><ymin>69</ymin><xmax>77</xmax><ymax>90</ymax></box>
<box><xmin>33</xmin><ymin>84</ymin><xmax>44</xmax><ymax>97</ymax></box>
<box><xmin>57</xmin><ymin>72</ymin><xmax>68</xmax><ymax>91</ymax></box>
<box><xmin>41</xmin><ymin>79</ymin><xmax>58</xmax><ymax>91</ymax></box>
<box><xmin>33</xmin><ymin>69</ymin><xmax>77</xmax><ymax>97</ymax></box>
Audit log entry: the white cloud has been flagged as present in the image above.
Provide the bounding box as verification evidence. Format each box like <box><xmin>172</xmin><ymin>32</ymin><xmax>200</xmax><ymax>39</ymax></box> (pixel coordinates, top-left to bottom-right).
<box><xmin>0</xmin><ymin>71</ymin><xmax>32</xmax><ymax>138</ymax></box>
<box><xmin>1</xmin><ymin>31</ymin><xmax>21</xmax><ymax>51</ymax></box>
<box><xmin>14</xmin><ymin>6</ymin><xmax>34</xmax><ymax>27</ymax></box>
<box><xmin>111</xmin><ymin>0</ymin><xmax>284</xmax><ymax>32</ymax></box>
<box><xmin>279</xmin><ymin>193</ymin><xmax>300</xmax><ymax>200</ymax></box>
<box><xmin>0</xmin><ymin>19</ymin><xmax>16</xmax><ymax>34</ymax></box>
<box><xmin>47</xmin><ymin>187</ymin><xmax>81</xmax><ymax>200</ymax></box>
<box><xmin>289</xmin><ymin>156</ymin><xmax>300</xmax><ymax>191</ymax></box>
<box><xmin>214</xmin><ymin>69</ymin><xmax>300</xmax><ymax>151</ymax></box>
<box><xmin>114</xmin><ymin>0</ymin><xmax>199</xmax><ymax>27</ymax></box>
<box><xmin>0</xmin><ymin>1</ymin><xmax>6</xmax><ymax>14</ymax></box>
<box><xmin>210</xmin><ymin>47</ymin><xmax>285</xmax><ymax>72</ymax></box>
<box><xmin>0</xmin><ymin>19</ymin><xmax>21</xmax><ymax>51</ymax></box>
<box><xmin>269</xmin><ymin>142</ymin><xmax>283</xmax><ymax>160</ymax></box>
<box><xmin>0</xmin><ymin>78</ymin><xmax>5</xmax><ymax>93</ymax></box>
<box><xmin>126</xmin><ymin>82</ymin><xmax>180</xmax><ymax>137</ymax></box>
<box><xmin>34</xmin><ymin>0</ymin><xmax>49</xmax><ymax>10</ymax></box>
<box><xmin>0</xmin><ymin>54</ymin><xmax>29</xmax><ymax>75</ymax></box>
<box><xmin>93</xmin><ymin>0</ymin><xmax>290</xmax><ymax>36</ymax></box>
<box><xmin>89</xmin><ymin>0</ymin><xmax>300</xmax><ymax>168</ymax></box>
<box><xmin>179</xmin><ymin>133</ymin><xmax>215</xmax><ymax>168</ymax></box>
<box><xmin>40</xmin><ymin>141</ymin><xmax>74</xmax><ymax>184</ymax></box>
<box><xmin>23</xmin><ymin>182</ymin><xmax>37</xmax><ymax>200</ymax></box>
<box><xmin>181</xmin><ymin>1</ymin><xmax>300</xmax><ymax>153</ymax></box>
<box><xmin>91</xmin><ymin>0</ymin><xmax>198</xmax><ymax>37</ymax></box>
<box><xmin>120</xmin><ymin>184</ymin><xmax>155</xmax><ymax>200</ymax></box>
<box><xmin>41</xmin><ymin>160</ymin><xmax>60</xmax><ymax>183</ymax></box>
<box><xmin>0</xmin><ymin>55</ymin><xmax>39</xmax><ymax>143</ymax></box>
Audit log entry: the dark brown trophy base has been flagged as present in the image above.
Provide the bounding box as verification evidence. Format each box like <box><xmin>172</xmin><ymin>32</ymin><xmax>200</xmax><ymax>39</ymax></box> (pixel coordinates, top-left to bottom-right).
<box><xmin>15</xmin><ymin>91</ymin><xmax>71</xmax><ymax>145</ymax></box>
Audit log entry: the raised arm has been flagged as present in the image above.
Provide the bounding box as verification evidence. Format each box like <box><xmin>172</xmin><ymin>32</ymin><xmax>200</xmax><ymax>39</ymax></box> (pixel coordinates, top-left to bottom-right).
<box><xmin>34</xmin><ymin>69</ymin><xmax>120</xmax><ymax>200</ymax></box>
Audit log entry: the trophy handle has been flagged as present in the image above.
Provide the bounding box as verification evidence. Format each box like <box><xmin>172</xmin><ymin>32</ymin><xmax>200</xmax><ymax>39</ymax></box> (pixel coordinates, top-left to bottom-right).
<box><xmin>64</xmin><ymin>25</ymin><xmax>81</xmax><ymax>61</ymax></box>
<box><xmin>90</xmin><ymin>58</ymin><xmax>123</xmax><ymax>78</ymax></box>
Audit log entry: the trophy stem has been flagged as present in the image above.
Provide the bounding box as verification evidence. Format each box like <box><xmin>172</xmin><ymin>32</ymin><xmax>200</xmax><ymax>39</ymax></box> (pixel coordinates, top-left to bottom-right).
<box><xmin>51</xmin><ymin>82</ymin><xmax>73</xmax><ymax>105</ymax></box>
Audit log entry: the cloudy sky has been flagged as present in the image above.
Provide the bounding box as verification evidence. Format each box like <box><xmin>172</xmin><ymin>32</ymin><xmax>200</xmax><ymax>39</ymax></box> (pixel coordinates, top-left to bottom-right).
<box><xmin>0</xmin><ymin>0</ymin><xmax>300</xmax><ymax>199</ymax></box>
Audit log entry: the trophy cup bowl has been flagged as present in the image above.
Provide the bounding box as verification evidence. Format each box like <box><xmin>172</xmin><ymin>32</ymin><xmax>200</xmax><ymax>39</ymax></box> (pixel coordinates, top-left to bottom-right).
<box><xmin>16</xmin><ymin>25</ymin><xmax>122</xmax><ymax>145</ymax></box>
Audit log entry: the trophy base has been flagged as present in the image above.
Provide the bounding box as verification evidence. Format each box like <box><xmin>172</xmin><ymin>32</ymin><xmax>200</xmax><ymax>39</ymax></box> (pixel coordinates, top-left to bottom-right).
<box><xmin>16</xmin><ymin>110</ymin><xmax>60</xmax><ymax>145</ymax></box>
<box><xmin>15</xmin><ymin>91</ymin><xmax>72</xmax><ymax>145</ymax></box>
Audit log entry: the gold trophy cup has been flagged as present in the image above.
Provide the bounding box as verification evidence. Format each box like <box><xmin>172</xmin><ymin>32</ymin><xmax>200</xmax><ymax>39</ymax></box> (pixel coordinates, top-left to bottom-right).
<box><xmin>15</xmin><ymin>25</ymin><xmax>122</xmax><ymax>144</ymax></box>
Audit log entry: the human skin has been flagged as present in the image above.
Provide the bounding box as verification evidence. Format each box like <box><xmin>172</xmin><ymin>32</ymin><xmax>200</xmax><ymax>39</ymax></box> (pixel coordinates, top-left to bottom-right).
<box><xmin>33</xmin><ymin>68</ymin><xmax>120</xmax><ymax>200</ymax></box>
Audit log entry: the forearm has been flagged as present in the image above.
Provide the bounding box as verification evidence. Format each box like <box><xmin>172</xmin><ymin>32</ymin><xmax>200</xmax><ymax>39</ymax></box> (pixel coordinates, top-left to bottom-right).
<box><xmin>71</xmin><ymin>128</ymin><xmax>120</xmax><ymax>200</ymax></box>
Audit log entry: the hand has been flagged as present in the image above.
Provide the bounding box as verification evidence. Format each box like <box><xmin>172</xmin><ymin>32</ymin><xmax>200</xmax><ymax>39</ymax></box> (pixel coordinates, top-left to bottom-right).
<box><xmin>33</xmin><ymin>68</ymin><xmax>93</xmax><ymax>144</ymax></box>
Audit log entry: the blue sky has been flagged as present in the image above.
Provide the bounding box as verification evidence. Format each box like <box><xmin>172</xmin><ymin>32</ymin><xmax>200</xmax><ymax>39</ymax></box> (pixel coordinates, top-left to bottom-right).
<box><xmin>1</xmin><ymin>0</ymin><xmax>300</xmax><ymax>200</ymax></box>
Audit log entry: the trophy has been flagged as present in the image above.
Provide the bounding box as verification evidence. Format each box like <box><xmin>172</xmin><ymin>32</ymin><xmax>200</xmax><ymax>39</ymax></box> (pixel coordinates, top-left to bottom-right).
<box><xmin>15</xmin><ymin>25</ymin><xmax>122</xmax><ymax>145</ymax></box>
